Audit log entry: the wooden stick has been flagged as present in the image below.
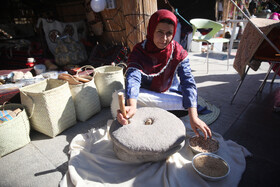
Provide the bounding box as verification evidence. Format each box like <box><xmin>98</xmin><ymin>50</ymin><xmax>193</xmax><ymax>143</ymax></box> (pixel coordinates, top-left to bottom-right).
<box><xmin>118</xmin><ymin>92</ymin><xmax>127</xmax><ymax>117</ymax></box>
<box><xmin>232</xmin><ymin>0</ymin><xmax>237</xmax><ymax>21</ymax></box>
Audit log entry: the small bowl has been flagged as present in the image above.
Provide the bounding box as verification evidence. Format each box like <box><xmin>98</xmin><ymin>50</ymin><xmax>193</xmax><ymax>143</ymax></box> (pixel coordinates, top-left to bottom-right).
<box><xmin>34</xmin><ymin>64</ymin><xmax>46</xmax><ymax>75</ymax></box>
<box><xmin>188</xmin><ymin>135</ymin><xmax>219</xmax><ymax>154</ymax></box>
<box><xmin>192</xmin><ymin>153</ymin><xmax>230</xmax><ymax>181</ymax></box>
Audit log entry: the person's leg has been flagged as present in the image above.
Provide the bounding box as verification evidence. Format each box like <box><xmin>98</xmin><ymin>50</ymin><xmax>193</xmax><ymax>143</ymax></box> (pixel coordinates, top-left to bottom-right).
<box><xmin>110</xmin><ymin>88</ymin><xmax>187</xmax><ymax>118</ymax></box>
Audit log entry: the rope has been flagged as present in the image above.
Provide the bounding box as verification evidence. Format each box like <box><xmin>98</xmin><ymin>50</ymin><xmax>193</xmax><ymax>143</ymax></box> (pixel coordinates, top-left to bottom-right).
<box><xmin>103</xmin><ymin>7</ymin><xmax>123</xmax><ymax>21</ymax></box>
<box><xmin>124</xmin><ymin>13</ymin><xmax>149</xmax><ymax>50</ymax></box>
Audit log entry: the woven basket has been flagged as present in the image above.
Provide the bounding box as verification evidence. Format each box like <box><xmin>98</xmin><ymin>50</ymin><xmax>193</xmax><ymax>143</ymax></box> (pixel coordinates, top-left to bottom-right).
<box><xmin>69</xmin><ymin>65</ymin><xmax>101</xmax><ymax>121</ymax></box>
<box><xmin>20</xmin><ymin>79</ymin><xmax>77</xmax><ymax>137</ymax></box>
<box><xmin>0</xmin><ymin>103</ymin><xmax>30</xmax><ymax>157</ymax></box>
<box><xmin>94</xmin><ymin>65</ymin><xmax>124</xmax><ymax>107</ymax></box>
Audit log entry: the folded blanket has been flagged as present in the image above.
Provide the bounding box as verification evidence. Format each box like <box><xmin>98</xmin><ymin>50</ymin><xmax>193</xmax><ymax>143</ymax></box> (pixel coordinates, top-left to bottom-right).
<box><xmin>60</xmin><ymin>119</ymin><xmax>251</xmax><ymax>187</ymax></box>
<box><xmin>0</xmin><ymin>108</ymin><xmax>21</xmax><ymax>123</ymax></box>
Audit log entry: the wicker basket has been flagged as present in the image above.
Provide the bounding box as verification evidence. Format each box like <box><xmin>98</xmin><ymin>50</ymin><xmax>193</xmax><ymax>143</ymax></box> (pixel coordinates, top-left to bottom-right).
<box><xmin>94</xmin><ymin>65</ymin><xmax>125</xmax><ymax>107</ymax></box>
<box><xmin>20</xmin><ymin>79</ymin><xmax>77</xmax><ymax>138</ymax></box>
<box><xmin>70</xmin><ymin>65</ymin><xmax>101</xmax><ymax>121</ymax></box>
<box><xmin>0</xmin><ymin>103</ymin><xmax>30</xmax><ymax>157</ymax></box>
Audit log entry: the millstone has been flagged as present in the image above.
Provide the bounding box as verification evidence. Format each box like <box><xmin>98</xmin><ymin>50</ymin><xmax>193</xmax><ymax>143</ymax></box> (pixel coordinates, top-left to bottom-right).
<box><xmin>109</xmin><ymin>107</ymin><xmax>186</xmax><ymax>163</ymax></box>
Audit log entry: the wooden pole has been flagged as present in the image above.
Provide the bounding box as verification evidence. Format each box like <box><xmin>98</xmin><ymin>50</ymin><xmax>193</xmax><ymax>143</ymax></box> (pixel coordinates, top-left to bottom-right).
<box><xmin>232</xmin><ymin>0</ymin><xmax>237</xmax><ymax>21</ymax></box>
<box><xmin>223</xmin><ymin>0</ymin><xmax>230</xmax><ymax>21</ymax></box>
<box><xmin>215</xmin><ymin>0</ymin><xmax>218</xmax><ymax>21</ymax></box>
<box><xmin>118</xmin><ymin>92</ymin><xmax>127</xmax><ymax>117</ymax></box>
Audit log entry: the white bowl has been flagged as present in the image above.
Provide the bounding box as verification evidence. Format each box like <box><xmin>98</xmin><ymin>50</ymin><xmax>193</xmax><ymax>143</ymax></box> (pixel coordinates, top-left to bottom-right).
<box><xmin>188</xmin><ymin>135</ymin><xmax>219</xmax><ymax>154</ymax></box>
<box><xmin>192</xmin><ymin>153</ymin><xmax>230</xmax><ymax>181</ymax></box>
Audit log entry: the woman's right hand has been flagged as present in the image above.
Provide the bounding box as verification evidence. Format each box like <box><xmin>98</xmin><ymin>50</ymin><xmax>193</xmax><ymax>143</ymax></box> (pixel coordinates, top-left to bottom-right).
<box><xmin>117</xmin><ymin>105</ymin><xmax>137</xmax><ymax>125</ymax></box>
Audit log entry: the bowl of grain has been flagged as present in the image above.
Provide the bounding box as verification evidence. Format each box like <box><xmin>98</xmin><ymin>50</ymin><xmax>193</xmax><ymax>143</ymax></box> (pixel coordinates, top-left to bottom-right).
<box><xmin>188</xmin><ymin>135</ymin><xmax>219</xmax><ymax>154</ymax></box>
<box><xmin>192</xmin><ymin>153</ymin><xmax>230</xmax><ymax>181</ymax></box>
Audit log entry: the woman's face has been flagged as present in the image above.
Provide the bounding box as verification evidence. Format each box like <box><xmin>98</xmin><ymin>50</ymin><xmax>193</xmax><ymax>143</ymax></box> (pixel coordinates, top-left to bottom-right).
<box><xmin>153</xmin><ymin>22</ymin><xmax>174</xmax><ymax>49</ymax></box>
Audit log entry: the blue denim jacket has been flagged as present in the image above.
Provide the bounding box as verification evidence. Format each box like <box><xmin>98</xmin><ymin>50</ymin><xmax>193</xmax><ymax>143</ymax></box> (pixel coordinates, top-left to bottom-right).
<box><xmin>125</xmin><ymin>56</ymin><xmax>197</xmax><ymax>109</ymax></box>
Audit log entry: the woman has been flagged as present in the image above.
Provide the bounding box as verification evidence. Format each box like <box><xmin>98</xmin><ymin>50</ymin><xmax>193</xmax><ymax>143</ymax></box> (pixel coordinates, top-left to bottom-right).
<box><xmin>117</xmin><ymin>9</ymin><xmax>212</xmax><ymax>139</ymax></box>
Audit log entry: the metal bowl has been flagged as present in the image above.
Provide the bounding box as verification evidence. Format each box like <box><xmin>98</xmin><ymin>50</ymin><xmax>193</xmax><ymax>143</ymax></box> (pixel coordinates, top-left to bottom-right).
<box><xmin>188</xmin><ymin>135</ymin><xmax>219</xmax><ymax>154</ymax></box>
<box><xmin>192</xmin><ymin>153</ymin><xmax>230</xmax><ymax>181</ymax></box>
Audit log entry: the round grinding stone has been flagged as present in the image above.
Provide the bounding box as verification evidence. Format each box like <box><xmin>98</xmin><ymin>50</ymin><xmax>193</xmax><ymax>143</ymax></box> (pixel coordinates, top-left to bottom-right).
<box><xmin>109</xmin><ymin>107</ymin><xmax>186</xmax><ymax>163</ymax></box>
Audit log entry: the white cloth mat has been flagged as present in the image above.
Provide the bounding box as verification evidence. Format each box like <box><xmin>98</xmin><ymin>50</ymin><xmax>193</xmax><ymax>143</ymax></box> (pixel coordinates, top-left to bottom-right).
<box><xmin>60</xmin><ymin>119</ymin><xmax>251</xmax><ymax>187</ymax></box>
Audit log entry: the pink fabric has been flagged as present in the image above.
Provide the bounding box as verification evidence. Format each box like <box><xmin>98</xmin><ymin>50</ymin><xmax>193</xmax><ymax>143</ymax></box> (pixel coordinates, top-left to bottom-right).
<box><xmin>269</xmin><ymin>12</ymin><xmax>280</xmax><ymax>20</ymax></box>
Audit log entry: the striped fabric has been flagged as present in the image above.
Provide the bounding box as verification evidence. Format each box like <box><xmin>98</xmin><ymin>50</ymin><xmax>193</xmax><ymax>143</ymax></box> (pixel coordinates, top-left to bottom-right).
<box><xmin>0</xmin><ymin>110</ymin><xmax>14</xmax><ymax>122</ymax></box>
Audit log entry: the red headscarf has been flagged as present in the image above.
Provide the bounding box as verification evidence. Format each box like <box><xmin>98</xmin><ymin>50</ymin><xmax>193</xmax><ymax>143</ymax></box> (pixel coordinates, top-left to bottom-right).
<box><xmin>127</xmin><ymin>9</ymin><xmax>188</xmax><ymax>92</ymax></box>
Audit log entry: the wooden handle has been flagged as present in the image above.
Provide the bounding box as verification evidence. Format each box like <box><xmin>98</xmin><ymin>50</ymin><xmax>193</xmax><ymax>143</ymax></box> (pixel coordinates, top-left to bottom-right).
<box><xmin>118</xmin><ymin>92</ymin><xmax>127</xmax><ymax>117</ymax></box>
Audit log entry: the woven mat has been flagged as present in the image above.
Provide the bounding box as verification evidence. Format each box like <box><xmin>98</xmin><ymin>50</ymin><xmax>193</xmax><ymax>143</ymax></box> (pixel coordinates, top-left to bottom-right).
<box><xmin>194</xmin><ymin>96</ymin><xmax>220</xmax><ymax>125</ymax></box>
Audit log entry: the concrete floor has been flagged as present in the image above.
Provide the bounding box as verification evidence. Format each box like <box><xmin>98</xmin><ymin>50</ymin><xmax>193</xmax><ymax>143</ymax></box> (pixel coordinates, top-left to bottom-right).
<box><xmin>0</xmin><ymin>49</ymin><xmax>279</xmax><ymax>187</ymax></box>
<box><xmin>223</xmin><ymin>72</ymin><xmax>280</xmax><ymax>186</ymax></box>
<box><xmin>191</xmin><ymin>51</ymin><xmax>280</xmax><ymax>187</ymax></box>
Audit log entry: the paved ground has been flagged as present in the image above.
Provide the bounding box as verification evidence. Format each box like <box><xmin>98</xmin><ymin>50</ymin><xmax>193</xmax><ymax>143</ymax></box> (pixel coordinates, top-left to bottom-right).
<box><xmin>190</xmin><ymin>51</ymin><xmax>280</xmax><ymax>187</ymax></box>
<box><xmin>0</xmin><ymin>49</ymin><xmax>279</xmax><ymax>187</ymax></box>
